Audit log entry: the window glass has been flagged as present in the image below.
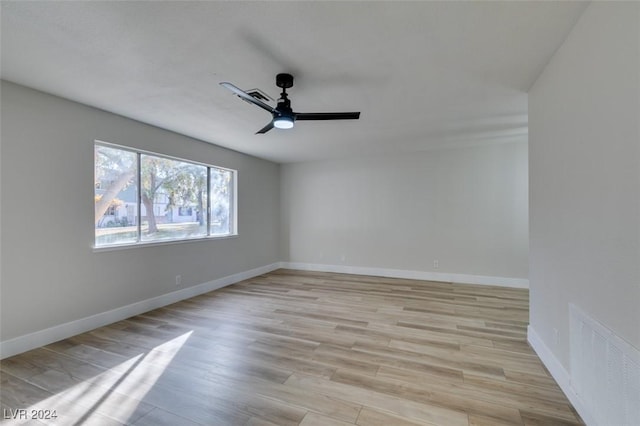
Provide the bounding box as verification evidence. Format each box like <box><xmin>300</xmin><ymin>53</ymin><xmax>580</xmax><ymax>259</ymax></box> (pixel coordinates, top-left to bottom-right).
<box><xmin>94</xmin><ymin>145</ymin><xmax>138</xmax><ymax>246</ymax></box>
<box><xmin>210</xmin><ymin>167</ymin><xmax>233</xmax><ymax>236</ymax></box>
<box><xmin>140</xmin><ymin>154</ymin><xmax>208</xmax><ymax>242</ymax></box>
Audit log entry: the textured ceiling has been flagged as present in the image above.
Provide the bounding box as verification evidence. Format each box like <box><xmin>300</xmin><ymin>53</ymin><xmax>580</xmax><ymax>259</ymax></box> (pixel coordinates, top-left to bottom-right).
<box><xmin>1</xmin><ymin>1</ymin><xmax>587</xmax><ymax>163</ymax></box>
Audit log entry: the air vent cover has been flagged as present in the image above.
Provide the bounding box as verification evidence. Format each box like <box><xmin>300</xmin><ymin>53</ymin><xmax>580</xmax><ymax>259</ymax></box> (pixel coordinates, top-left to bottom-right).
<box><xmin>245</xmin><ymin>89</ymin><xmax>273</xmax><ymax>103</ymax></box>
<box><xmin>570</xmin><ymin>304</ymin><xmax>640</xmax><ymax>426</ymax></box>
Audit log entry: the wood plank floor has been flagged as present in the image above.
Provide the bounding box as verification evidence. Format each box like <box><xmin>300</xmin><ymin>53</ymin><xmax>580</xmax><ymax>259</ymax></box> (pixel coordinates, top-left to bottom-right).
<box><xmin>1</xmin><ymin>269</ymin><xmax>584</xmax><ymax>425</ymax></box>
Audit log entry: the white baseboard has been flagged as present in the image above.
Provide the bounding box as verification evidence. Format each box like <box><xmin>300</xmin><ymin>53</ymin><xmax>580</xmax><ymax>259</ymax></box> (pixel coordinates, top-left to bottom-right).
<box><xmin>0</xmin><ymin>262</ymin><xmax>281</xmax><ymax>359</ymax></box>
<box><xmin>281</xmin><ymin>262</ymin><xmax>529</xmax><ymax>289</ymax></box>
<box><xmin>527</xmin><ymin>325</ymin><xmax>598</xmax><ymax>426</ymax></box>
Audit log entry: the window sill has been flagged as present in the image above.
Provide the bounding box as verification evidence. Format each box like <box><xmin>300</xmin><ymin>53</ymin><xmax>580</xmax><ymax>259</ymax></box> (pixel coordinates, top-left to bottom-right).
<box><xmin>92</xmin><ymin>234</ymin><xmax>239</xmax><ymax>252</ymax></box>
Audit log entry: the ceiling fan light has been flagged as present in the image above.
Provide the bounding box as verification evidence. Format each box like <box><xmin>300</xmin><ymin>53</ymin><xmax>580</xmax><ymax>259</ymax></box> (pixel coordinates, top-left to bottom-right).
<box><xmin>273</xmin><ymin>116</ymin><xmax>294</xmax><ymax>129</ymax></box>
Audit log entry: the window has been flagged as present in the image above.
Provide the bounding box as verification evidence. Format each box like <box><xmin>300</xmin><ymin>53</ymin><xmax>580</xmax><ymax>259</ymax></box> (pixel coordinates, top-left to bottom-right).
<box><xmin>94</xmin><ymin>142</ymin><xmax>236</xmax><ymax>248</ymax></box>
<box><xmin>178</xmin><ymin>207</ymin><xmax>193</xmax><ymax>216</ymax></box>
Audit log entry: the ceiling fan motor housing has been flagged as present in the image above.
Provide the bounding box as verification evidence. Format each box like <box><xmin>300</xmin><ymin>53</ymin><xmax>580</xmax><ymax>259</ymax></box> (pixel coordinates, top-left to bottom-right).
<box><xmin>274</xmin><ymin>100</ymin><xmax>294</xmax><ymax>121</ymax></box>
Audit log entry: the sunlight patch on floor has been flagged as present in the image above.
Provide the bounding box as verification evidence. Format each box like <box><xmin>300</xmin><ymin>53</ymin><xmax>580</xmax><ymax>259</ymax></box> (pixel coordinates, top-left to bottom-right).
<box><xmin>5</xmin><ymin>332</ymin><xmax>193</xmax><ymax>425</ymax></box>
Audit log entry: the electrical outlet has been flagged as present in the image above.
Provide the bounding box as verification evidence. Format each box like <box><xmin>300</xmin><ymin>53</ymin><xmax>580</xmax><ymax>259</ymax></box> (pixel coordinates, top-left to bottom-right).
<box><xmin>553</xmin><ymin>328</ymin><xmax>559</xmax><ymax>345</ymax></box>
<box><xmin>433</xmin><ymin>260</ymin><xmax>439</xmax><ymax>269</ymax></box>
<box><xmin>175</xmin><ymin>275</ymin><xmax>182</xmax><ymax>287</ymax></box>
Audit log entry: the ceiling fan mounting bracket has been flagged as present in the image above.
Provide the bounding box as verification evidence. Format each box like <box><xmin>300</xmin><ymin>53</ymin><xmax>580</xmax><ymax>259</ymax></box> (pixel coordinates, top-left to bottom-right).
<box><xmin>276</xmin><ymin>73</ymin><xmax>294</xmax><ymax>89</ymax></box>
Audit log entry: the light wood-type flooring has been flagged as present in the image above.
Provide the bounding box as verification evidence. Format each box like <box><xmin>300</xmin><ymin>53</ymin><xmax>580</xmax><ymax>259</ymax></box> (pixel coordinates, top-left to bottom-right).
<box><xmin>1</xmin><ymin>269</ymin><xmax>584</xmax><ymax>425</ymax></box>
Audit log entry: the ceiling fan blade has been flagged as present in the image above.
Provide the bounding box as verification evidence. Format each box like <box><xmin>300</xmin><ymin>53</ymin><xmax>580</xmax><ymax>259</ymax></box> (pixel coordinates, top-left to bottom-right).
<box><xmin>220</xmin><ymin>82</ymin><xmax>275</xmax><ymax>114</ymax></box>
<box><xmin>295</xmin><ymin>112</ymin><xmax>360</xmax><ymax>121</ymax></box>
<box><xmin>256</xmin><ymin>121</ymin><xmax>274</xmax><ymax>134</ymax></box>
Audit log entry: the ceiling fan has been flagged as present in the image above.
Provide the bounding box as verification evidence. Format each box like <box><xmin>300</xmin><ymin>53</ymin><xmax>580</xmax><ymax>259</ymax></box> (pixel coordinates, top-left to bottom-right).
<box><xmin>220</xmin><ymin>73</ymin><xmax>360</xmax><ymax>134</ymax></box>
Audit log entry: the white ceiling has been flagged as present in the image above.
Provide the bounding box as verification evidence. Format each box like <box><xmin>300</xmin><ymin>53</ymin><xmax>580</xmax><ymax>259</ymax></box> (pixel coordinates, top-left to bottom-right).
<box><xmin>1</xmin><ymin>1</ymin><xmax>587</xmax><ymax>163</ymax></box>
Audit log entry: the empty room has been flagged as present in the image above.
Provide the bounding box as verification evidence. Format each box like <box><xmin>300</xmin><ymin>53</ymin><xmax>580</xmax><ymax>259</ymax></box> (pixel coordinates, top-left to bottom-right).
<box><xmin>1</xmin><ymin>1</ymin><xmax>638</xmax><ymax>425</ymax></box>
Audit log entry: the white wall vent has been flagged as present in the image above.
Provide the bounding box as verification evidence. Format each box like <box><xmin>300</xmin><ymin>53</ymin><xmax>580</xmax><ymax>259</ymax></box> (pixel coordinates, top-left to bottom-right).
<box><xmin>570</xmin><ymin>304</ymin><xmax>640</xmax><ymax>426</ymax></box>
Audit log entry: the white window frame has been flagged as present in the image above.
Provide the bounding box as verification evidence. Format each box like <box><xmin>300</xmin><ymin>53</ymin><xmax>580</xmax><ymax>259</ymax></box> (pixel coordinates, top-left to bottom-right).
<box><xmin>94</xmin><ymin>140</ymin><xmax>238</xmax><ymax>250</ymax></box>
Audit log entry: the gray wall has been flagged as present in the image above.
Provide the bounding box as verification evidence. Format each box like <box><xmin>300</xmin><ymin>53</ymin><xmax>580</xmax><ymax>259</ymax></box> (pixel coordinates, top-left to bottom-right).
<box><xmin>281</xmin><ymin>142</ymin><xmax>529</xmax><ymax>280</ymax></box>
<box><xmin>529</xmin><ymin>1</ymin><xmax>640</xmax><ymax>366</ymax></box>
<box><xmin>0</xmin><ymin>81</ymin><xmax>281</xmax><ymax>341</ymax></box>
